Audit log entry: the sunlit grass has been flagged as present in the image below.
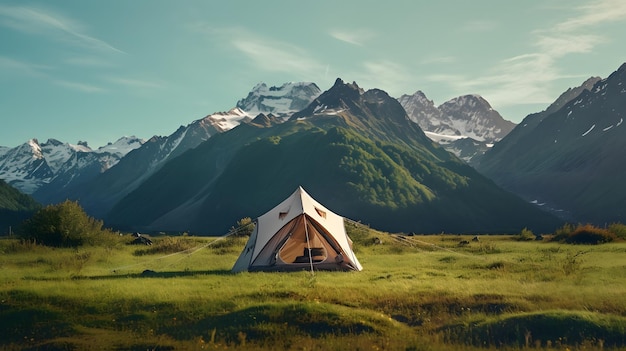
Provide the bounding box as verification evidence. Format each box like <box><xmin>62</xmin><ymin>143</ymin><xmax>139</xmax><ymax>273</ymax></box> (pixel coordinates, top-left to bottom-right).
<box><xmin>1</xmin><ymin>233</ymin><xmax>625</xmax><ymax>350</ymax></box>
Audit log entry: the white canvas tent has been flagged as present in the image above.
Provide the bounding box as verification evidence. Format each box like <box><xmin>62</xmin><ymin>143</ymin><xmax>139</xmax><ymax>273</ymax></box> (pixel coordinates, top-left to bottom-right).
<box><xmin>232</xmin><ymin>186</ymin><xmax>363</xmax><ymax>272</ymax></box>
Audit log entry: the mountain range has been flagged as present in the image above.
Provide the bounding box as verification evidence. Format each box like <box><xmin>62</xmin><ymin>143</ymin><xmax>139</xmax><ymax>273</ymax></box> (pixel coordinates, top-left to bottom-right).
<box><xmin>31</xmin><ymin>83</ymin><xmax>322</xmax><ymax>220</ymax></box>
<box><xmin>477</xmin><ymin>63</ymin><xmax>626</xmax><ymax>224</ymax></box>
<box><xmin>1</xmin><ymin>82</ymin><xmax>507</xmax><ymax>200</ymax></box>
<box><xmin>0</xmin><ymin>137</ymin><xmax>143</xmax><ymax>195</ymax></box>
<box><xmin>104</xmin><ymin>78</ymin><xmax>558</xmax><ymax>234</ymax></box>
<box><xmin>3</xmin><ymin>62</ymin><xmax>625</xmax><ymax>234</ymax></box>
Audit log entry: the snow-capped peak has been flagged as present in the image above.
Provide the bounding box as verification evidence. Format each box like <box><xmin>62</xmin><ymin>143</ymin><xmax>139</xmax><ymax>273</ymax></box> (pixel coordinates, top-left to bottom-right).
<box><xmin>398</xmin><ymin>91</ymin><xmax>516</xmax><ymax>164</ymax></box>
<box><xmin>27</xmin><ymin>138</ymin><xmax>44</xmax><ymax>159</ymax></box>
<box><xmin>69</xmin><ymin>141</ymin><xmax>93</xmax><ymax>153</ymax></box>
<box><xmin>201</xmin><ymin>107</ymin><xmax>251</xmax><ymax>132</ymax></box>
<box><xmin>236</xmin><ymin>81</ymin><xmax>321</xmax><ymax>117</ymax></box>
<box><xmin>96</xmin><ymin>136</ymin><xmax>144</xmax><ymax>157</ymax></box>
<box><xmin>442</xmin><ymin>94</ymin><xmax>490</xmax><ymax>111</ymax></box>
<box><xmin>437</xmin><ymin>94</ymin><xmax>514</xmax><ymax>142</ymax></box>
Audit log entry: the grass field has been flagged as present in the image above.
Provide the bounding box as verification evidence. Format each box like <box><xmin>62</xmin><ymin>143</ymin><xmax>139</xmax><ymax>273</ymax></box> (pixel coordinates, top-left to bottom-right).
<box><xmin>1</xmin><ymin>227</ymin><xmax>626</xmax><ymax>350</ymax></box>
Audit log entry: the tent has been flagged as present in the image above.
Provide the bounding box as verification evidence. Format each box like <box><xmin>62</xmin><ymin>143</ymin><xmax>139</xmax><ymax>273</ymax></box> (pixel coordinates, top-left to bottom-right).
<box><xmin>232</xmin><ymin>186</ymin><xmax>363</xmax><ymax>272</ymax></box>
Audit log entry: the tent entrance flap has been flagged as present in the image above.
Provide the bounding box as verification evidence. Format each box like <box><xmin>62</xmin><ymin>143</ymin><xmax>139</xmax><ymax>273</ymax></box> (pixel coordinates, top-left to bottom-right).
<box><xmin>277</xmin><ymin>215</ymin><xmax>335</xmax><ymax>264</ymax></box>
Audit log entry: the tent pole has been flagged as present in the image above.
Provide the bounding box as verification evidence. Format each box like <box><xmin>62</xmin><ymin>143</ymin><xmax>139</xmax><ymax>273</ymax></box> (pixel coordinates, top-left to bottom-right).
<box><xmin>302</xmin><ymin>215</ymin><xmax>315</xmax><ymax>275</ymax></box>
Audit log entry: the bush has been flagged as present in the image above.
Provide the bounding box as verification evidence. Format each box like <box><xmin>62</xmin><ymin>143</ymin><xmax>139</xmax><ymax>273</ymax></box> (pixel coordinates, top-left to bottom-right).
<box><xmin>608</xmin><ymin>222</ymin><xmax>626</xmax><ymax>240</ymax></box>
<box><xmin>18</xmin><ymin>200</ymin><xmax>115</xmax><ymax>247</ymax></box>
<box><xmin>557</xmin><ymin>224</ymin><xmax>617</xmax><ymax>245</ymax></box>
<box><xmin>133</xmin><ymin>236</ymin><xmax>196</xmax><ymax>256</ymax></box>
<box><xmin>561</xmin><ymin>250</ymin><xmax>586</xmax><ymax>276</ymax></box>
<box><xmin>345</xmin><ymin>221</ymin><xmax>375</xmax><ymax>247</ymax></box>
<box><xmin>517</xmin><ymin>228</ymin><xmax>535</xmax><ymax>241</ymax></box>
<box><xmin>232</xmin><ymin>217</ymin><xmax>254</xmax><ymax>236</ymax></box>
<box><xmin>552</xmin><ymin>223</ymin><xmax>575</xmax><ymax>242</ymax></box>
<box><xmin>567</xmin><ymin>225</ymin><xmax>616</xmax><ymax>244</ymax></box>
<box><xmin>210</xmin><ymin>236</ymin><xmax>249</xmax><ymax>255</ymax></box>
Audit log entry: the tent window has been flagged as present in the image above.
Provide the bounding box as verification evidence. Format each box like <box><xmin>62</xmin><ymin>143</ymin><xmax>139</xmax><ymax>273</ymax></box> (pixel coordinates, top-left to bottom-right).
<box><xmin>279</xmin><ymin>211</ymin><xmax>288</xmax><ymax>220</ymax></box>
<box><xmin>315</xmin><ymin>208</ymin><xmax>326</xmax><ymax>218</ymax></box>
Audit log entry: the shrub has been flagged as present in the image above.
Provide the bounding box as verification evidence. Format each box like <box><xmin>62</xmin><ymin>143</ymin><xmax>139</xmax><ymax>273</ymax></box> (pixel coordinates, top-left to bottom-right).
<box><xmin>608</xmin><ymin>222</ymin><xmax>626</xmax><ymax>240</ymax></box>
<box><xmin>18</xmin><ymin>200</ymin><xmax>115</xmax><ymax>247</ymax></box>
<box><xmin>232</xmin><ymin>217</ymin><xmax>254</xmax><ymax>236</ymax></box>
<box><xmin>210</xmin><ymin>236</ymin><xmax>249</xmax><ymax>255</ymax></box>
<box><xmin>0</xmin><ymin>238</ymin><xmax>40</xmax><ymax>253</ymax></box>
<box><xmin>561</xmin><ymin>250</ymin><xmax>586</xmax><ymax>276</ymax></box>
<box><xmin>552</xmin><ymin>223</ymin><xmax>575</xmax><ymax>242</ymax></box>
<box><xmin>565</xmin><ymin>224</ymin><xmax>616</xmax><ymax>245</ymax></box>
<box><xmin>134</xmin><ymin>236</ymin><xmax>196</xmax><ymax>256</ymax></box>
<box><xmin>568</xmin><ymin>224</ymin><xmax>616</xmax><ymax>244</ymax></box>
<box><xmin>345</xmin><ymin>221</ymin><xmax>378</xmax><ymax>247</ymax></box>
<box><xmin>517</xmin><ymin>228</ymin><xmax>535</xmax><ymax>241</ymax></box>
<box><xmin>551</xmin><ymin>223</ymin><xmax>617</xmax><ymax>245</ymax></box>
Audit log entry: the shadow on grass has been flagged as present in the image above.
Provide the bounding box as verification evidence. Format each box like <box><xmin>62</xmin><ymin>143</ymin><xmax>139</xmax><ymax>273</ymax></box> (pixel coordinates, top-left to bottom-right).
<box><xmin>442</xmin><ymin>310</ymin><xmax>626</xmax><ymax>348</ymax></box>
<box><xmin>22</xmin><ymin>269</ymin><xmax>233</xmax><ymax>281</ymax></box>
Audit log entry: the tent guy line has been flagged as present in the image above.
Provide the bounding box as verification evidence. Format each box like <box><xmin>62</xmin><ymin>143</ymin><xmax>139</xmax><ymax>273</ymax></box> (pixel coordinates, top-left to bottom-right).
<box><xmin>109</xmin><ymin>221</ymin><xmax>254</xmax><ymax>274</ymax></box>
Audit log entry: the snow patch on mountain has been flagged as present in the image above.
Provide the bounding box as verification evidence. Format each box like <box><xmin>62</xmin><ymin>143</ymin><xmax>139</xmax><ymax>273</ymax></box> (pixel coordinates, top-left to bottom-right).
<box><xmin>96</xmin><ymin>136</ymin><xmax>144</xmax><ymax>157</ymax></box>
<box><xmin>204</xmin><ymin>107</ymin><xmax>250</xmax><ymax>131</ymax></box>
<box><xmin>424</xmin><ymin>131</ymin><xmax>467</xmax><ymax>143</ymax></box>
<box><xmin>582</xmin><ymin>124</ymin><xmax>595</xmax><ymax>136</ymax></box>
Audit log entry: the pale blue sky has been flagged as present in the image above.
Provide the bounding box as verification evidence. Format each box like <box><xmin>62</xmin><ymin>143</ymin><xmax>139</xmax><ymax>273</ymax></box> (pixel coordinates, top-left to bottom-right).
<box><xmin>1</xmin><ymin>0</ymin><xmax>625</xmax><ymax>148</ymax></box>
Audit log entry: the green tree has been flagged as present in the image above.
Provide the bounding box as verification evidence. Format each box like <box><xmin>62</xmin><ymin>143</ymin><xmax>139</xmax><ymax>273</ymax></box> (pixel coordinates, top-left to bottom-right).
<box><xmin>19</xmin><ymin>200</ymin><xmax>109</xmax><ymax>247</ymax></box>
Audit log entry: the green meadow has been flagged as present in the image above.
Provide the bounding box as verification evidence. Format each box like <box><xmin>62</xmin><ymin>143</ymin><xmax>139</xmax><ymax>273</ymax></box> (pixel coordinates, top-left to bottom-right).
<box><xmin>1</xmin><ymin>226</ymin><xmax>626</xmax><ymax>350</ymax></box>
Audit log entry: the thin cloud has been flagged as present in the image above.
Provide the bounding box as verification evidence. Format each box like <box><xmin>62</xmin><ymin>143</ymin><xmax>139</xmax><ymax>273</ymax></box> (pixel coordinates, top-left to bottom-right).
<box><xmin>468</xmin><ymin>54</ymin><xmax>566</xmax><ymax>106</ymax></box>
<box><xmin>107</xmin><ymin>77</ymin><xmax>164</xmax><ymax>90</ymax></box>
<box><xmin>347</xmin><ymin>60</ymin><xmax>412</xmax><ymax>96</ymax></box>
<box><xmin>55</xmin><ymin>80</ymin><xmax>106</xmax><ymax>93</ymax></box>
<box><xmin>435</xmin><ymin>1</ymin><xmax>626</xmax><ymax>111</ymax></box>
<box><xmin>0</xmin><ymin>5</ymin><xmax>125</xmax><ymax>54</ymax></box>
<box><xmin>231</xmin><ymin>36</ymin><xmax>325</xmax><ymax>77</ymax></box>
<box><xmin>556</xmin><ymin>0</ymin><xmax>626</xmax><ymax>31</ymax></box>
<box><xmin>420</xmin><ymin>55</ymin><xmax>457</xmax><ymax>65</ymax></box>
<box><xmin>65</xmin><ymin>56</ymin><xmax>114</xmax><ymax>67</ymax></box>
<box><xmin>533</xmin><ymin>0</ymin><xmax>622</xmax><ymax>58</ymax></box>
<box><xmin>195</xmin><ymin>25</ymin><xmax>327</xmax><ymax>80</ymax></box>
<box><xmin>462</xmin><ymin>20</ymin><xmax>497</xmax><ymax>32</ymax></box>
<box><xmin>426</xmin><ymin>73</ymin><xmax>467</xmax><ymax>84</ymax></box>
<box><xmin>0</xmin><ymin>56</ymin><xmax>51</xmax><ymax>77</ymax></box>
<box><xmin>535</xmin><ymin>33</ymin><xmax>603</xmax><ymax>56</ymax></box>
<box><xmin>329</xmin><ymin>29</ymin><xmax>374</xmax><ymax>46</ymax></box>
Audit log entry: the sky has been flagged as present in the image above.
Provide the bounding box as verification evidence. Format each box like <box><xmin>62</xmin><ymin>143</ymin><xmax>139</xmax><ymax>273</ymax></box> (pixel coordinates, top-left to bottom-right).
<box><xmin>1</xmin><ymin>0</ymin><xmax>626</xmax><ymax>149</ymax></box>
